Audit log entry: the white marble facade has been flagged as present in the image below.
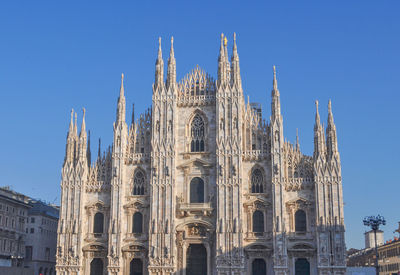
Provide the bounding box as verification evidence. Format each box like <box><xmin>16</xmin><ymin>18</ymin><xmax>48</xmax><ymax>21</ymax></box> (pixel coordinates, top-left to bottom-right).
<box><xmin>56</xmin><ymin>34</ymin><xmax>346</xmax><ymax>275</ymax></box>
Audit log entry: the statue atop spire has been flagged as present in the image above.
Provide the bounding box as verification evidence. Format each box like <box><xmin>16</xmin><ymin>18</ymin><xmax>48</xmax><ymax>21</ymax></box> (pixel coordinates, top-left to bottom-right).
<box><xmin>271</xmin><ymin>66</ymin><xmax>281</xmax><ymax>122</ymax></box>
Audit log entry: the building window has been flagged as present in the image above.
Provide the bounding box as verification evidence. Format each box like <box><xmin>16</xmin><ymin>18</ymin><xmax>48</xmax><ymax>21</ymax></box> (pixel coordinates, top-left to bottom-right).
<box><xmin>93</xmin><ymin>212</ymin><xmax>104</xmax><ymax>234</ymax></box>
<box><xmin>30</xmin><ymin>228</ymin><xmax>34</xmax><ymax>233</ymax></box>
<box><xmin>190</xmin><ymin>177</ymin><xmax>204</xmax><ymax>203</ymax></box>
<box><xmin>45</xmin><ymin>247</ymin><xmax>50</xmax><ymax>261</ymax></box>
<box><xmin>132</xmin><ymin>212</ymin><xmax>143</xmax><ymax>234</ymax></box>
<box><xmin>251</xmin><ymin>169</ymin><xmax>263</xmax><ymax>193</ymax></box>
<box><xmin>25</xmin><ymin>246</ymin><xmax>32</xmax><ymax>261</ymax></box>
<box><xmin>31</xmin><ymin>217</ymin><xmax>35</xmax><ymax>223</ymax></box>
<box><xmin>133</xmin><ymin>170</ymin><xmax>145</xmax><ymax>195</ymax></box>
<box><xmin>252</xmin><ymin>210</ymin><xmax>264</xmax><ymax>233</ymax></box>
<box><xmin>295</xmin><ymin>210</ymin><xmax>307</xmax><ymax>232</ymax></box>
<box><xmin>190</xmin><ymin>114</ymin><xmax>205</xmax><ymax>152</ymax></box>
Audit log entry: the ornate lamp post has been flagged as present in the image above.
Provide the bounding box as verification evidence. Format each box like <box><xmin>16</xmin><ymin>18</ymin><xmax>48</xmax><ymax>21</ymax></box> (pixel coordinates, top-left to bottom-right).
<box><xmin>363</xmin><ymin>215</ymin><xmax>386</xmax><ymax>275</ymax></box>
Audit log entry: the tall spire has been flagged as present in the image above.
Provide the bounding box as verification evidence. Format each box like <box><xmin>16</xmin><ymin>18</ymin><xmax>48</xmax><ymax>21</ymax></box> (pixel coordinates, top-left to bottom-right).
<box><xmin>74</xmin><ymin>112</ymin><xmax>78</xmax><ymax>137</ymax></box>
<box><xmin>98</xmin><ymin>138</ymin><xmax>101</xmax><ymax>160</ymax></box>
<box><xmin>68</xmin><ymin>109</ymin><xmax>74</xmax><ymax>135</ymax></box>
<box><xmin>64</xmin><ymin>109</ymin><xmax>76</xmax><ymax>165</ymax></box>
<box><xmin>87</xmin><ymin>130</ymin><xmax>91</xmax><ymax>166</ymax></box>
<box><xmin>230</xmin><ymin>32</ymin><xmax>241</xmax><ymax>88</ymax></box>
<box><xmin>314</xmin><ymin>100</ymin><xmax>326</xmax><ymax>158</ymax></box>
<box><xmin>326</xmin><ymin>100</ymin><xmax>338</xmax><ymax>157</ymax></box>
<box><xmin>271</xmin><ymin>66</ymin><xmax>281</xmax><ymax>122</ymax></box>
<box><xmin>166</xmin><ymin>36</ymin><xmax>176</xmax><ymax>89</ymax></box>
<box><xmin>80</xmin><ymin>108</ymin><xmax>86</xmax><ymax>138</ymax></box>
<box><xmin>116</xmin><ymin>73</ymin><xmax>126</xmax><ymax>124</ymax></box>
<box><xmin>155</xmin><ymin>37</ymin><xmax>164</xmax><ymax>89</ymax></box>
<box><xmin>218</xmin><ymin>33</ymin><xmax>227</xmax><ymax>87</ymax></box>
<box><xmin>272</xmin><ymin>65</ymin><xmax>279</xmax><ymax>95</ymax></box>
<box><xmin>296</xmin><ymin>128</ymin><xmax>300</xmax><ymax>151</ymax></box>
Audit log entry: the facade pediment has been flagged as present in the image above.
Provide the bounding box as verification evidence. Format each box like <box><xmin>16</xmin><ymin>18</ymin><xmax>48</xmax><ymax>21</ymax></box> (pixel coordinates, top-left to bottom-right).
<box><xmin>177</xmin><ymin>158</ymin><xmax>212</xmax><ymax>170</ymax></box>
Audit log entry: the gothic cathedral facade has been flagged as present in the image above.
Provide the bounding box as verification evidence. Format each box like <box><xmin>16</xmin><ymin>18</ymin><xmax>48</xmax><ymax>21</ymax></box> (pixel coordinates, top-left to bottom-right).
<box><xmin>56</xmin><ymin>34</ymin><xmax>346</xmax><ymax>275</ymax></box>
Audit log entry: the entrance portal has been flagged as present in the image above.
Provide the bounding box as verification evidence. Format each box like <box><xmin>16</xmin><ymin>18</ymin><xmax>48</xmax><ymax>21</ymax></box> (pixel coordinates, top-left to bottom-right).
<box><xmin>295</xmin><ymin>258</ymin><xmax>310</xmax><ymax>275</ymax></box>
<box><xmin>130</xmin><ymin>259</ymin><xmax>143</xmax><ymax>275</ymax></box>
<box><xmin>186</xmin><ymin>244</ymin><xmax>207</xmax><ymax>275</ymax></box>
<box><xmin>90</xmin><ymin>258</ymin><xmax>103</xmax><ymax>275</ymax></box>
<box><xmin>252</xmin><ymin>258</ymin><xmax>266</xmax><ymax>275</ymax></box>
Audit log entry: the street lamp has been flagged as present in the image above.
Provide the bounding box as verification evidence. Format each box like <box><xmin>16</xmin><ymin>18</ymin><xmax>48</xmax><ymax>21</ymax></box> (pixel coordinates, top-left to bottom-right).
<box><xmin>363</xmin><ymin>215</ymin><xmax>386</xmax><ymax>275</ymax></box>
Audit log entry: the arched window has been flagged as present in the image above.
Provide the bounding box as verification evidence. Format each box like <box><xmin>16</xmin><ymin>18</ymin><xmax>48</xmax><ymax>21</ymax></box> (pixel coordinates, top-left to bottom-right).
<box><xmin>251</xmin><ymin>169</ymin><xmax>263</xmax><ymax>193</ymax></box>
<box><xmin>190</xmin><ymin>114</ymin><xmax>205</xmax><ymax>152</ymax></box>
<box><xmin>253</xmin><ymin>210</ymin><xmax>264</xmax><ymax>233</ymax></box>
<box><xmin>93</xmin><ymin>212</ymin><xmax>104</xmax><ymax>234</ymax></box>
<box><xmin>295</xmin><ymin>210</ymin><xmax>307</xmax><ymax>232</ymax></box>
<box><xmin>295</xmin><ymin>258</ymin><xmax>310</xmax><ymax>275</ymax></box>
<box><xmin>190</xmin><ymin>177</ymin><xmax>204</xmax><ymax>203</ymax></box>
<box><xmin>252</xmin><ymin>258</ymin><xmax>266</xmax><ymax>275</ymax></box>
<box><xmin>132</xmin><ymin>212</ymin><xmax>143</xmax><ymax>234</ymax></box>
<box><xmin>90</xmin><ymin>258</ymin><xmax>104</xmax><ymax>275</ymax></box>
<box><xmin>133</xmin><ymin>170</ymin><xmax>145</xmax><ymax>195</ymax></box>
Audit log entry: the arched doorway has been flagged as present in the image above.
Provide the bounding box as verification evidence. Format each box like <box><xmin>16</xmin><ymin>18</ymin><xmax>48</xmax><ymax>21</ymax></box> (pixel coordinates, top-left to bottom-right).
<box><xmin>252</xmin><ymin>258</ymin><xmax>266</xmax><ymax>275</ymax></box>
<box><xmin>130</xmin><ymin>258</ymin><xmax>143</xmax><ymax>275</ymax></box>
<box><xmin>90</xmin><ymin>258</ymin><xmax>104</xmax><ymax>275</ymax></box>
<box><xmin>186</xmin><ymin>244</ymin><xmax>207</xmax><ymax>275</ymax></box>
<box><xmin>295</xmin><ymin>258</ymin><xmax>310</xmax><ymax>275</ymax></box>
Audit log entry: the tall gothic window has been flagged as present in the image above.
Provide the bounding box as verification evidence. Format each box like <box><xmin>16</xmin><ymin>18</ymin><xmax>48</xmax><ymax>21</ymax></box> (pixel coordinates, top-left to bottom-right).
<box><xmin>295</xmin><ymin>210</ymin><xmax>307</xmax><ymax>232</ymax></box>
<box><xmin>90</xmin><ymin>258</ymin><xmax>104</xmax><ymax>275</ymax></box>
<box><xmin>133</xmin><ymin>170</ymin><xmax>145</xmax><ymax>195</ymax></box>
<box><xmin>190</xmin><ymin>114</ymin><xmax>205</xmax><ymax>152</ymax></box>
<box><xmin>132</xmin><ymin>212</ymin><xmax>143</xmax><ymax>234</ymax></box>
<box><xmin>130</xmin><ymin>259</ymin><xmax>143</xmax><ymax>275</ymax></box>
<box><xmin>251</xmin><ymin>169</ymin><xmax>263</xmax><ymax>193</ymax></box>
<box><xmin>190</xmin><ymin>177</ymin><xmax>204</xmax><ymax>203</ymax></box>
<box><xmin>93</xmin><ymin>212</ymin><xmax>104</xmax><ymax>234</ymax></box>
<box><xmin>252</xmin><ymin>210</ymin><xmax>264</xmax><ymax>233</ymax></box>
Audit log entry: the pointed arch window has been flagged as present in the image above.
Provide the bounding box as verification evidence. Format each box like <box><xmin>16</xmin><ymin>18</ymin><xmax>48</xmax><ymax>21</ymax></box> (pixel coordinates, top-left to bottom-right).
<box><xmin>132</xmin><ymin>212</ymin><xmax>143</xmax><ymax>234</ymax></box>
<box><xmin>90</xmin><ymin>258</ymin><xmax>104</xmax><ymax>275</ymax></box>
<box><xmin>295</xmin><ymin>210</ymin><xmax>307</xmax><ymax>232</ymax></box>
<box><xmin>190</xmin><ymin>177</ymin><xmax>204</xmax><ymax>203</ymax></box>
<box><xmin>93</xmin><ymin>212</ymin><xmax>104</xmax><ymax>234</ymax></box>
<box><xmin>252</xmin><ymin>210</ymin><xmax>264</xmax><ymax>233</ymax></box>
<box><xmin>251</xmin><ymin>169</ymin><xmax>264</xmax><ymax>193</ymax></box>
<box><xmin>190</xmin><ymin>114</ymin><xmax>205</xmax><ymax>152</ymax></box>
<box><xmin>133</xmin><ymin>170</ymin><xmax>145</xmax><ymax>195</ymax></box>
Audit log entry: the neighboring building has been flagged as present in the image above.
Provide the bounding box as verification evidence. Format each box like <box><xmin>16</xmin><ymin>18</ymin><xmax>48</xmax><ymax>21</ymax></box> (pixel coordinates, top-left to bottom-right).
<box><xmin>0</xmin><ymin>186</ymin><xmax>30</xmax><ymax>267</ymax></box>
<box><xmin>346</xmin><ymin>267</ymin><xmax>375</xmax><ymax>275</ymax></box>
<box><xmin>56</xmin><ymin>35</ymin><xmax>346</xmax><ymax>275</ymax></box>
<box><xmin>347</xmin><ymin>232</ymin><xmax>400</xmax><ymax>274</ymax></box>
<box><xmin>24</xmin><ymin>201</ymin><xmax>59</xmax><ymax>275</ymax></box>
<box><xmin>365</xmin><ymin>230</ymin><xmax>384</xmax><ymax>249</ymax></box>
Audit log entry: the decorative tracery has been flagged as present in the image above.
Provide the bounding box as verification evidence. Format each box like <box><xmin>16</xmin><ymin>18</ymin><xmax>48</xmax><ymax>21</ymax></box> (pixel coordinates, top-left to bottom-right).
<box><xmin>190</xmin><ymin>115</ymin><xmax>205</xmax><ymax>152</ymax></box>
<box><xmin>251</xmin><ymin>169</ymin><xmax>264</xmax><ymax>193</ymax></box>
<box><xmin>133</xmin><ymin>170</ymin><xmax>145</xmax><ymax>195</ymax></box>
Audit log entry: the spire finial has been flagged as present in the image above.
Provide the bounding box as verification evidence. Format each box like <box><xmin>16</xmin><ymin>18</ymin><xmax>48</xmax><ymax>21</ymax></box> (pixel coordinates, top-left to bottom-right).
<box><xmin>80</xmin><ymin>107</ymin><xmax>86</xmax><ymax>134</ymax></box>
<box><xmin>296</xmin><ymin>128</ymin><xmax>300</xmax><ymax>150</ymax></box>
<box><xmin>273</xmin><ymin>65</ymin><xmax>278</xmax><ymax>91</ymax></box>
<box><xmin>131</xmin><ymin>103</ymin><xmax>135</xmax><ymax>125</ymax></box>
<box><xmin>328</xmin><ymin>99</ymin><xmax>332</xmax><ymax>113</ymax></box>
<box><xmin>119</xmin><ymin>73</ymin><xmax>125</xmax><ymax>98</ymax></box>
<box><xmin>69</xmin><ymin>108</ymin><xmax>74</xmax><ymax>132</ymax></box>
<box><xmin>158</xmin><ymin>37</ymin><xmax>162</xmax><ymax>58</ymax></box>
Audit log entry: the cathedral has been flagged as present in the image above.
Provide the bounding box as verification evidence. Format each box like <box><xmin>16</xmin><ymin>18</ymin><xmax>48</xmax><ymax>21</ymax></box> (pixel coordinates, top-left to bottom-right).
<box><xmin>56</xmin><ymin>34</ymin><xmax>346</xmax><ymax>275</ymax></box>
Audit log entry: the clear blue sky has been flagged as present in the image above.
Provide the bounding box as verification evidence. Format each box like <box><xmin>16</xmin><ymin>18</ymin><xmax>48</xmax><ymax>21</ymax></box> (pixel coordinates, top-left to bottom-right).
<box><xmin>0</xmin><ymin>1</ymin><xmax>399</xmax><ymax>249</ymax></box>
